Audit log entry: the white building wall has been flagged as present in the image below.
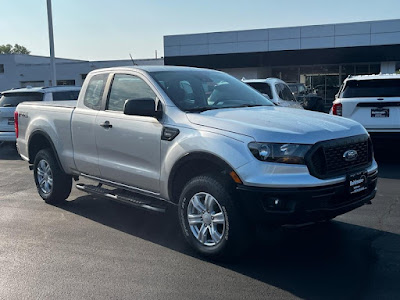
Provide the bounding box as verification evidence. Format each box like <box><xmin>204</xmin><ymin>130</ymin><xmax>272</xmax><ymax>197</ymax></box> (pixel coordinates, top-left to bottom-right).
<box><xmin>0</xmin><ymin>55</ymin><xmax>19</xmax><ymax>91</ymax></box>
<box><xmin>0</xmin><ymin>55</ymin><xmax>164</xmax><ymax>91</ymax></box>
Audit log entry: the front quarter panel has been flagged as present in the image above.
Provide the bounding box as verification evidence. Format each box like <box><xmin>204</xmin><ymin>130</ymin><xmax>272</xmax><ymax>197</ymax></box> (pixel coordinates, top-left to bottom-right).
<box><xmin>159</xmin><ymin>126</ymin><xmax>254</xmax><ymax>200</ymax></box>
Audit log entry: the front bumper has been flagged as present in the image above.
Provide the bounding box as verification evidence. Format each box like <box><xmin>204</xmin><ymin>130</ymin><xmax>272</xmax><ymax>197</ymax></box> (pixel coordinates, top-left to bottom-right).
<box><xmin>237</xmin><ymin>170</ymin><xmax>378</xmax><ymax>225</ymax></box>
<box><xmin>0</xmin><ymin>131</ymin><xmax>16</xmax><ymax>142</ymax></box>
<box><xmin>368</xmin><ymin>131</ymin><xmax>400</xmax><ymax>141</ymax></box>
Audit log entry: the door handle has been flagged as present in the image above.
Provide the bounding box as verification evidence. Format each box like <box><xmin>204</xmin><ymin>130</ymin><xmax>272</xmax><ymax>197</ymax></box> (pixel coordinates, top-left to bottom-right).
<box><xmin>100</xmin><ymin>121</ymin><xmax>112</xmax><ymax>129</ymax></box>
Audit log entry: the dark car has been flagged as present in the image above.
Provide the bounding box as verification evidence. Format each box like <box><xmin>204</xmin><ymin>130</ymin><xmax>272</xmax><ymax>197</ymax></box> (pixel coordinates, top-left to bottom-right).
<box><xmin>287</xmin><ymin>83</ymin><xmax>325</xmax><ymax>112</ymax></box>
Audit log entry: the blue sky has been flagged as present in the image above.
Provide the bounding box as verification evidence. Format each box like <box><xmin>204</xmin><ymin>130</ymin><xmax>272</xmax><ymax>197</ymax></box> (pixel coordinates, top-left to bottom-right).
<box><xmin>1</xmin><ymin>0</ymin><xmax>399</xmax><ymax>61</ymax></box>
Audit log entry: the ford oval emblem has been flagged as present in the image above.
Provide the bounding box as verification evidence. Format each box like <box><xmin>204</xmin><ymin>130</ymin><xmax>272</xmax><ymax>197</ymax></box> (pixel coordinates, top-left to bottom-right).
<box><xmin>343</xmin><ymin>150</ymin><xmax>358</xmax><ymax>162</ymax></box>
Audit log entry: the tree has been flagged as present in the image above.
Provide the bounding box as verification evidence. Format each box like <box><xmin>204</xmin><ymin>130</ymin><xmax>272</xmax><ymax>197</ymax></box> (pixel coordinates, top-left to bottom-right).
<box><xmin>0</xmin><ymin>44</ymin><xmax>31</xmax><ymax>54</ymax></box>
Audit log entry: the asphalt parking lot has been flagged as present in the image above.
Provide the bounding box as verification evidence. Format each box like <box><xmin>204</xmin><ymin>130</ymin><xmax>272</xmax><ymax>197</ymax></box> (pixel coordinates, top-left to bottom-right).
<box><xmin>0</xmin><ymin>141</ymin><xmax>399</xmax><ymax>300</ymax></box>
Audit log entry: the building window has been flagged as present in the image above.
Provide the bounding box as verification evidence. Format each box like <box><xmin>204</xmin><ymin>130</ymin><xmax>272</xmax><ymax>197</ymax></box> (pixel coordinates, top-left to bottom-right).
<box><xmin>57</xmin><ymin>80</ymin><xmax>75</xmax><ymax>86</ymax></box>
<box><xmin>0</xmin><ymin>64</ymin><xmax>4</xmax><ymax>73</ymax></box>
<box><xmin>20</xmin><ymin>81</ymin><xmax>45</xmax><ymax>87</ymax></box>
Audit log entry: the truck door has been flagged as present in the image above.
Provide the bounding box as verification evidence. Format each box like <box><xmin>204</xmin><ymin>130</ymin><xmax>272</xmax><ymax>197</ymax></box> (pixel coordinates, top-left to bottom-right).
<box><xmin>94</xmin><ymin>73</ymin><xmax>162</xmax><ymax>193</ymax></box>
<box><xmin>71</xmin><ymin>73</ymin><xmax>109</xmax><ymax>177</ymax></box>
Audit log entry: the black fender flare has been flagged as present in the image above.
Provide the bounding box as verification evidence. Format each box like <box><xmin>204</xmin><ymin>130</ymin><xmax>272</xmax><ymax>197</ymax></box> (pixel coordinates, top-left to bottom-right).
<box><xmin>28</xmin><ymin>130</ymin><xmax>65</xmax><ymax>173</ymax></box>
<box><xmin>167</xmin><ymin>151</ymin><xmax>235</xmax><ymax>201</ymax></box>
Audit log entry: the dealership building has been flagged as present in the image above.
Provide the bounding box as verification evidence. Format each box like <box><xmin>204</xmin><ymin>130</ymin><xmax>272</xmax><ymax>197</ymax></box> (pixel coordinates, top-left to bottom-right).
<box><xmin>164</xmin><ymin>19</ymin><xmax>400</xmax><ymax>103</ymax></box>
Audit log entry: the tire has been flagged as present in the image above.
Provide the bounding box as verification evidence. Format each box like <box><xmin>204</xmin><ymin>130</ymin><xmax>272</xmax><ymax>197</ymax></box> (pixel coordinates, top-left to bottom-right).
<box><xmin>178</xmin><ymin>174</ymin><xmax>247</xmax><ymax>260</ymax></box>
<box><xmin>33</xmin><ymin>148</ymin><xmax>72</xmax><ymax>204</ymax></box>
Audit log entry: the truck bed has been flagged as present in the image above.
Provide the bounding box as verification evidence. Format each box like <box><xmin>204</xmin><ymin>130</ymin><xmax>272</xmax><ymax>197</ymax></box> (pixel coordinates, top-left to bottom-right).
<box><xmin>16</xmin><ymin>100</ymin><xmax>77</xmax><ymax>173</ymax></box>
<box><xmin>20</xmin><ymin>100</ymin><xmax>77</xmax><ymax>109</ymax></box>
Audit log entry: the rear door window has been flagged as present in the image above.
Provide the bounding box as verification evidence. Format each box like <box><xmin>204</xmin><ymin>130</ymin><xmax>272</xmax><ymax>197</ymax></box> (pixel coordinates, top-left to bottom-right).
<box><xmin>341</xmin><ymin>79</ymin><xmax>400</xmax><ymax>98</ymax></box>
<box><xmin>83</xmin><ymin>74</ymin><xmax>108</xmax><ymax>110</ymax></box>
<box><xmin>0</xmin><ymin>92</ymin><xmax>44</xmax><ymax>107</ymax></box>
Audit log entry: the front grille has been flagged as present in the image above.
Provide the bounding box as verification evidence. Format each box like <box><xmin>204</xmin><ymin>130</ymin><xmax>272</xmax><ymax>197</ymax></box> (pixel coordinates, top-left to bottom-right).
<box><xmin>307</xmin><ymin>135</ymin><xmax>372</xmax><ymax>179</ymax></box>
<box><xmin>325</xmin><ymin>140</ymin><xmax>368</xmax><ymax>172</ymax></box>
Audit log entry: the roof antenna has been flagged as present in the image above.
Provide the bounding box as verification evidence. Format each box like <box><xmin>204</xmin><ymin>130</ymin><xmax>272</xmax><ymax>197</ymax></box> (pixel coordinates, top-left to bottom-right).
<box><xmin>129</xmin><ymin>53</ymin><xmax>137</xmax><ymax>66</ymax></box>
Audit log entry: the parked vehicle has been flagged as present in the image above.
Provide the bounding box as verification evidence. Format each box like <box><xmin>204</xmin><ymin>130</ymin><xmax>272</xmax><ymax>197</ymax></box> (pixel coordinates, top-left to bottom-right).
<box><xmin>287</xmin><ymin>83</ymin><xmax>309</xmax><ymax>97</ymax></box>
<box><xmin>243</xmin><ymin>78</ymin><xmax>304</xmax><ymax>109</ymax></box>
<box><xmin>287</xmin><ymin>83</ymin><xmax>325</xmax><ymax>112</ymax></box>
<box><xmin>16</xmin><ymin>66</ymin><xmax>377</xmax><ymax>259</ymax></box>
<box><xmin>0</xmin><ymin>86</ymin><xmax>80</xmax><ymax>142</ymax></box>
<box><xmin>331</xmin><ymin>74</ymin><xmax>400</xmax><ymax>140</ymax></box>
<box><xmin>315</xmin><ymin>85</ymin><xmax>340</xmax><ymax>103</ymax></box>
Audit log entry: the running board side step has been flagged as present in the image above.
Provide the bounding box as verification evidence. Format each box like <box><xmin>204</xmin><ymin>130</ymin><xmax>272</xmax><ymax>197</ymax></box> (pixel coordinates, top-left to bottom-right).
<box><xmin>76</xmin><ymin>183</ymin><xmax>167</xmax><ymax>213</ymax></box>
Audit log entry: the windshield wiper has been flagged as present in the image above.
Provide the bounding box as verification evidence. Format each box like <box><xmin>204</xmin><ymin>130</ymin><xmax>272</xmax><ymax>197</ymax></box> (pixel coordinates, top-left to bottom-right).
<box><xmin>185</xmin><ymin>106</ymin><xmax>218</xmax><ymax>113</ymax></box>
<box><xmin>232</xmin><ymin>104</ymin><xmax>265</xmax><ymax>108</ymax></box>
<box><xmin>185</xmin><ymin>104</ymin><xmax>268</xmax><ymax>113</ymax></box>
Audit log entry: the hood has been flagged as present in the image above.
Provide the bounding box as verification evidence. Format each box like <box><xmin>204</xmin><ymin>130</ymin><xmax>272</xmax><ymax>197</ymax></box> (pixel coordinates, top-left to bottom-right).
<box><xmin>276</xmin><ymin>100</ymin><xmax>304</xmax><ymax>109</ymax></box>
<box><xmin>186</xmin><ymin>106</ymin><xmax>367</xmax><ymax>144</ymax></box>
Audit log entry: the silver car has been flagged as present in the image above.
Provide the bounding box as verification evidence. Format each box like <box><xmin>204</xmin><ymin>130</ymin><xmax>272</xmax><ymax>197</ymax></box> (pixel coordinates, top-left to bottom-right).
<box><xmin>0</xmin><ymin>86</ymin><xmax>80</xmax><ymax>142</ymax></box>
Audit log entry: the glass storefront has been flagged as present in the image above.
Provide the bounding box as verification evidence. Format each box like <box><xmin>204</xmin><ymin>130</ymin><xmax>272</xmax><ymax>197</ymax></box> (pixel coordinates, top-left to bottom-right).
<box><xmin>271</xmin><ymin>63</ymin><xmax>381</xmax><ymax>109</ymax></box>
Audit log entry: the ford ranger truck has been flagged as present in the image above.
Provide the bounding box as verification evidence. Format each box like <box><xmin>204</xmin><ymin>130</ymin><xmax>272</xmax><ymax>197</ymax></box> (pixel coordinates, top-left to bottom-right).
<box><xmin>15</xmin><ymin>66</ymin><xmax>378</xmax><ymax>259</ymax></box>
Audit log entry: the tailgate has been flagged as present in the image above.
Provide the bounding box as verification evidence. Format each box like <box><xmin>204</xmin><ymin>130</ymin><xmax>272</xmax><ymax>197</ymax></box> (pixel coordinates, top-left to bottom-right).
<box><xmin>0</xmin><ymin>107</ymin><xmax>16</xmax><ymax>132</ymax></box>
<box><xmin>344</xmin><ymin>97</ymin><xmax>400</xmax><ymax>130</ymax></box>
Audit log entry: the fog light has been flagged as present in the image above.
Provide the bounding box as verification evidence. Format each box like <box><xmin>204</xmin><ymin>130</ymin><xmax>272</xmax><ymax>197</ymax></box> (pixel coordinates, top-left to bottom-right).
<box><xmin>265</xmin><ymin>197</ymin><xmax>284</xmax><ymax>209</ymax></box>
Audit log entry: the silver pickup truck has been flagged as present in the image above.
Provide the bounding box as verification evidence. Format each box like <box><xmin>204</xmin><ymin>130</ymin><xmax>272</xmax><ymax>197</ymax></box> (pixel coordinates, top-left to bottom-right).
<box><xmin>15</xmin><ymin>66</ymin><xmax>378</xmax><ymax>259</ymax></box>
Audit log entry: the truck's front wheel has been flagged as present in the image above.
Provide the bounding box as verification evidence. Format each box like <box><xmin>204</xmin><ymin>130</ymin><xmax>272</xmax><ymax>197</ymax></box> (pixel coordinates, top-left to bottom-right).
<box><xmin>178</xmin><ymin>175</ymin><xmax>246</xmax><ymax>260</ymax></box>
<box><xmin>33</xmin><ymin>149</ymin><xmax>72</xmax><ymax>204</ymax></box>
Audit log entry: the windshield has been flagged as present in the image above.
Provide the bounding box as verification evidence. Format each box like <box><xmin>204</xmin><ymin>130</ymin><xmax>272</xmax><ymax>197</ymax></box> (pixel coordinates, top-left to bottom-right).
<box><xmin>341</xmin><ymin>79</ymin><xmax>400</xmax><ymax>98</ymax></box>
<box><xmin>150</xmin><ymin>69</ymin><xmax>273</xmax><ymax>112</ymax></box>
<box><xmin>275</xmin><ymin>83</ymin><xmax>297</xmax><ymax>101</ymax></box>
<box><xmin>0</xmin><ymin>92</ymin><xmax>43</xmax><ymax>107</ymax></box>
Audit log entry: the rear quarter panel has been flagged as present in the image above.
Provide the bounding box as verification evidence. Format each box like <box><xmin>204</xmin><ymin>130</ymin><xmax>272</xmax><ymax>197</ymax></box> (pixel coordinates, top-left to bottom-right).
<box><xmin>17</xmin><ymin>102</ymin><xmax>76</xmax><ymax>173</ymax></box>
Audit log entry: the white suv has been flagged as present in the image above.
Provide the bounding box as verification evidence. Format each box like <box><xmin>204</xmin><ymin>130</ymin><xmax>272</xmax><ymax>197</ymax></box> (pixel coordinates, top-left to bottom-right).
<box><xmin>244</xmin><ymin>78</ymin><xmax>303</xmax><ymax>109</ymax></box>
<box><xmin>0</xmin><ymin>86</ymin><xmax>81</xmax><ymax>142</ymax></box>
<box><xmin>331</xmin><ymin>74</ymin><xmax>400</xmax><ymax>140</ymax></box>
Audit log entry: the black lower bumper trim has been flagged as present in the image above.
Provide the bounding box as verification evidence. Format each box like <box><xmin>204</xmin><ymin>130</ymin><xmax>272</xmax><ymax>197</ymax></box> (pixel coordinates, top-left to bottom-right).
<box><xmin>236</xmin><ymin>172</ymin><xmax>377</xmax><ymax>225</ymax></box>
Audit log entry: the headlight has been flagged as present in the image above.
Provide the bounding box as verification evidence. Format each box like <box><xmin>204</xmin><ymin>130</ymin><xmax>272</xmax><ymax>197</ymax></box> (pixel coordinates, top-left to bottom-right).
<box><xmin>248</xmin><ymin>142</ymin><xmax>311</xmax><ymax>164</ymax></box>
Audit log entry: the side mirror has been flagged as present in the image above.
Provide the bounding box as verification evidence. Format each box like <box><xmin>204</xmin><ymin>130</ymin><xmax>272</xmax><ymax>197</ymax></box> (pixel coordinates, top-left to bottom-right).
<box><xmin>123</xmin><ymin>98</ymin><xmax>162</xmax><ymax>119</ymax></box>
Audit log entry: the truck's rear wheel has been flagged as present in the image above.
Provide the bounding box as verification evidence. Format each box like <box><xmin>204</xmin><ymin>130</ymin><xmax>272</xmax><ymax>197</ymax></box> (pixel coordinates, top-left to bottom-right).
<box><xmin>178</xmin><ymin>175</ymin><xmax>246</xmax><ymax>260</ymax></box>
<box><xmin>33</xmin><ymin>149</ymin><xmax>72</xmax><ymax>204</ymax></box>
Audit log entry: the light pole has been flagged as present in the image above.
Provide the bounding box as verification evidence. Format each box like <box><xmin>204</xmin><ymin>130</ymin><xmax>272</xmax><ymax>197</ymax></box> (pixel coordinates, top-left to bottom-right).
<box><xmin>46</xmin><ymin>0</ymin><xmax>56</xmax><ymax>86</ymax></box>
